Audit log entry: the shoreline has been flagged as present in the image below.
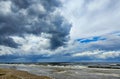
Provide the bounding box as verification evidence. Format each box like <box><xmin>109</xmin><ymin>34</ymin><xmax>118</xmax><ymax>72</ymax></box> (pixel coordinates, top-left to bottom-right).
<box><xmin>0</xmin><ymin>68</ymin><xmax>52</xmax><ymax>79</ymax></box>
<box><xmin>0</xmin><ymin>64</ymin><xmax>120</xmax><ymax>79</ymax></box>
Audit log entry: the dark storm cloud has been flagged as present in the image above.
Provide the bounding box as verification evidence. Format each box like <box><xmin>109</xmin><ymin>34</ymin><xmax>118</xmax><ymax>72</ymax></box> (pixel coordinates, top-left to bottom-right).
<box><xmin>0</xmin><ymin>0</ymin><xmax>71</xmax><ymax>49</ymax></box>
<box><xmin>11</xmin><ymin>0</ymin><xmax>30</xmax><ymax>9</ymax></box>
<box><xmin>0</xmin><ymin>36</ymin><xmax>19</xmax><ymax>48</ymax></box>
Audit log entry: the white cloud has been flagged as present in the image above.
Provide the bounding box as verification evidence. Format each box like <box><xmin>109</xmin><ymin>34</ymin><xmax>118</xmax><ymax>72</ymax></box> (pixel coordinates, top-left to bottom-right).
<box><xmin>0</xmin><ymin>45</ymin><xmax>17</xmax><ymax>55</ymax></box>
<box><xmin>87</xmin><ymin>0</ymin><xmax>110</xmax><ymax>12</ymax></box>
<box><xmin>72</xmin><ymin>50</ymin><xmax>120</xmax><ymax>59</ymax></box>
<box><xmin>98</xmin><ymin>51</ymin><xmax>120</xmax><ymax>59</ymax></box>
<box><xmin>0</xmin><ymin>1</ymin><xmax>12</xmax><ymax>15</ymax></box>
<box><xmin>28</xmin><ymin>3</ymin><xmax>46</xmax><ymax>15</ymax></box>
<box><xmin>10</xmin><ymin>34</ymin><xmax>51</xmax><ymax>55</ymax></box>
<box><xmin>86</xmin><ymin>34</ymin><xmax>120</xmax><ymax>50</ymax></box>
<box><xmin>72</xmin><ymin>50</ymin><xmax>100</xmax><ymax>57</ymax></box>
<box><xmin>0</xmin><ymin>34</ymin><xmax>80</xmax><ymax>56</ymax></box>
<box><xmin>60</xmin><ymin>0</ymin><xmax>120</xmax><ymax>39</ymax></box>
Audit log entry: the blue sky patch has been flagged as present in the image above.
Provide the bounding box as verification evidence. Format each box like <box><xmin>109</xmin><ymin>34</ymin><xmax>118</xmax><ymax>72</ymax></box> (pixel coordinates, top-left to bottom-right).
<box><xmin>76</xmin><ymin>36</ymin><xmax>106</xmax><ymax>43</ymax></box>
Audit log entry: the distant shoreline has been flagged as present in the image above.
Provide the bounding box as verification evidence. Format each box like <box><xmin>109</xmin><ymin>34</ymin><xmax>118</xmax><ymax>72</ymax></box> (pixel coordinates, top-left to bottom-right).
<box><xmin>0</xmin><ymin>62</ymin><xmax>120</xmax><ymax>69</ymax></box>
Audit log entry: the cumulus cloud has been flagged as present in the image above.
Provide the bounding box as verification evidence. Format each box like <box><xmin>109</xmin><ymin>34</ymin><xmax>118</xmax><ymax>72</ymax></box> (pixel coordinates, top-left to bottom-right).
<box><xmin>0</xmin><ymin>0</ymin><xmax>120</xmax><ymax>62</ymax></box>
<box><xmin>0</xmin><ymin>0</ymin><xmax>73</xmax><ymax>62</ymax></box>
<box><xmin>0</xmin><ymin>0</ymin><xmax>71</xmax><ymax>51</ymax></box>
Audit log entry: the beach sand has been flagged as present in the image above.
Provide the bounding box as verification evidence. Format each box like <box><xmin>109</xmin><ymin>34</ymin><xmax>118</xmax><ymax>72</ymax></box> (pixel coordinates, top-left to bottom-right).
<box><xmin>0</xmin><ymin>68</ymin><xmax>52</xmax><ymax>79</ymax></box>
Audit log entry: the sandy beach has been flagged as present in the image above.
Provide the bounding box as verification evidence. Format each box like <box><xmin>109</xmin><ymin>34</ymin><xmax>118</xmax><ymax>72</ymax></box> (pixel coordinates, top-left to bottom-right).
<box><xmin>0</xmin><ymin>67</ymin><xmax>52</xmax><ymax>79</ymax></box>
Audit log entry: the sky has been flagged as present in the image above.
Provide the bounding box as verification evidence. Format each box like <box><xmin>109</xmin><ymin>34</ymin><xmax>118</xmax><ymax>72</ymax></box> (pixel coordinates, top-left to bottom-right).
<box><xmin>0</xmin><ymin>0</ymin><xmax>120</xmax><ymax>62</ymax></box>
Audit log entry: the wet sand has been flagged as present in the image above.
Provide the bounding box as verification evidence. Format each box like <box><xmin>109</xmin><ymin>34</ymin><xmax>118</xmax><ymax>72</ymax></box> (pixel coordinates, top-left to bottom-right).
<box><xmin>0</xmin><ymin>64</ymin><xmax>120</xmax><ymax>79</ymax></box>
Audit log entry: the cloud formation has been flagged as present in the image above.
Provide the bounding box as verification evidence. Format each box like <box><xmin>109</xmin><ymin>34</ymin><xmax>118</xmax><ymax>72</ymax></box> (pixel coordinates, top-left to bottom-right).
<box><xmin>86</xmin><ymin>34</ymin><xmax>120</xmax><ymax>51</ymax></box>
<box><xmin>72</xmin><ymin>50</ymin><xmax>120</xmax><ymax>59</ymax></box>
<box><xmin>60</xmin><ymin>0</ymin><xmax>120</xmax><ymax>39</ymax></box>
<box><xmin>0</xmin><ymin>0</ymin><xmax>120</xmax><ymax>62</ymax></box>
<box><xmin>0</xmin><ymin>0</ymin><xmax>71</xmax><ymax>50</ymax></box>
